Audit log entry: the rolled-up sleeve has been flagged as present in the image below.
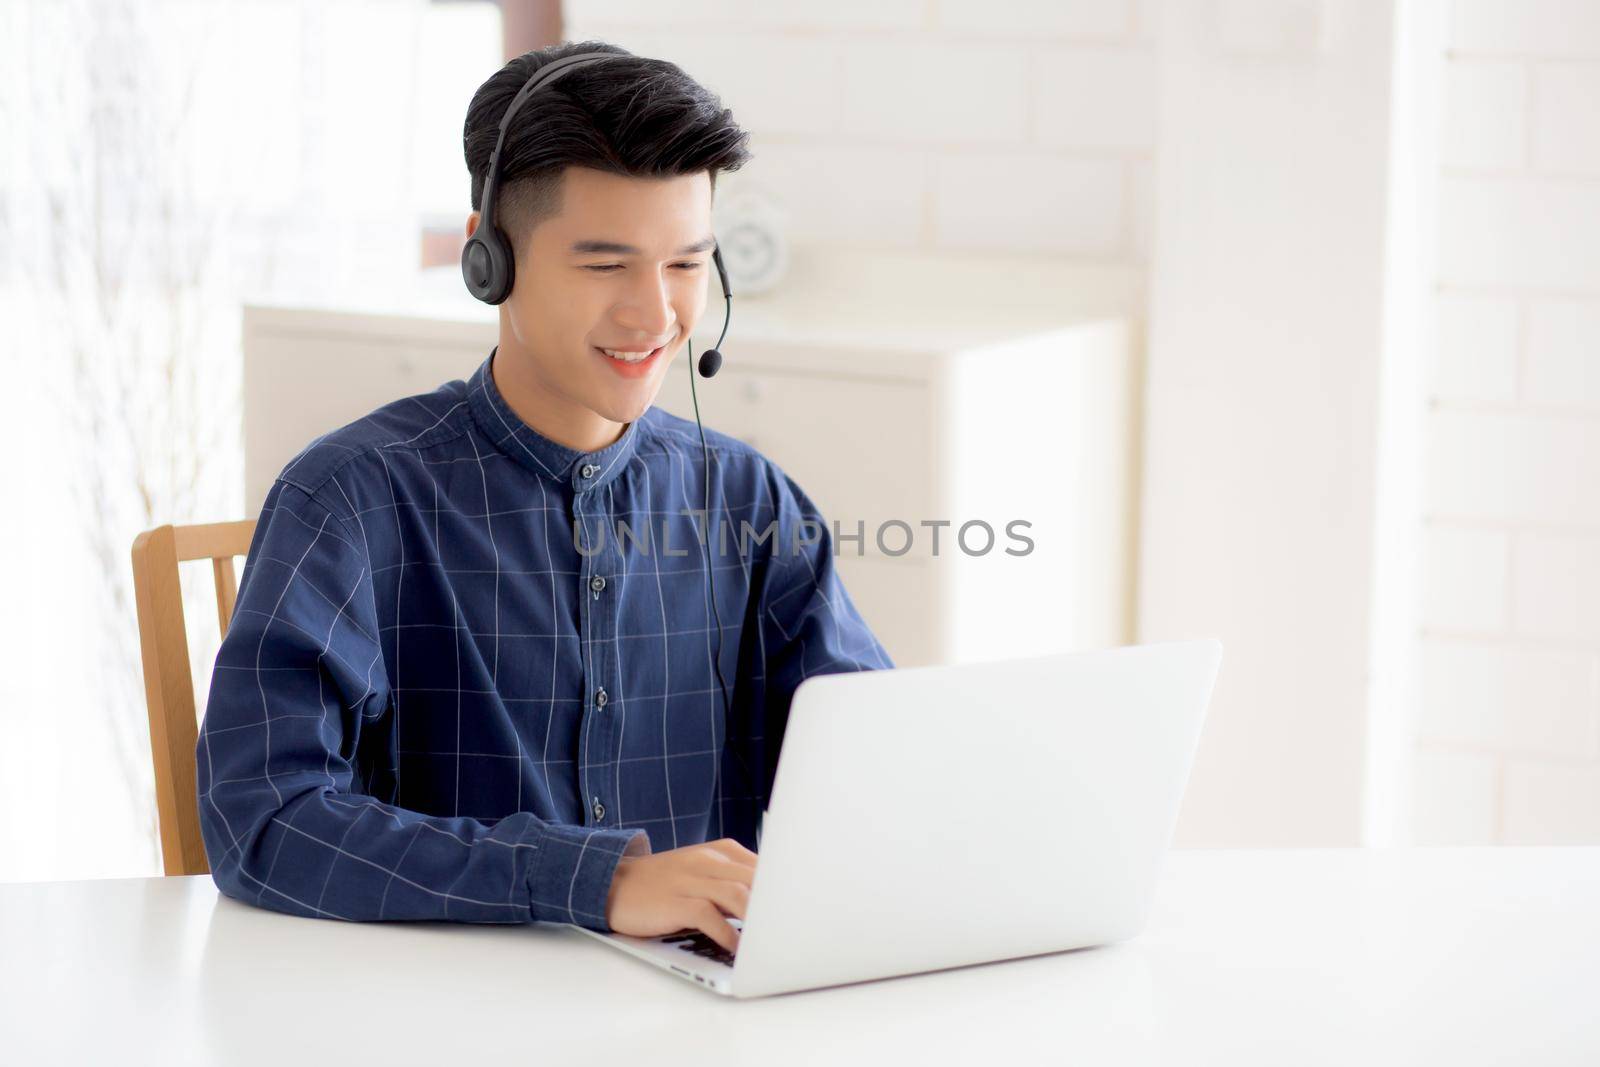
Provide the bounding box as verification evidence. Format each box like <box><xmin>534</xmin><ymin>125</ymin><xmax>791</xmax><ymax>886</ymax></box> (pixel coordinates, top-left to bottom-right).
<box><xmin>196</xmin><ymin>477</ymin><xmax>648</xmax><ymax>927</ymax></box>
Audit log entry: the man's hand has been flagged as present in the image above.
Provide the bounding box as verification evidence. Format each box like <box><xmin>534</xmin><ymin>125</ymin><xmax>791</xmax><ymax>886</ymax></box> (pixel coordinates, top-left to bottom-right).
<box><xmin>605</xmin><ymin>838</ymin><xmax>757</xmax><ymax>953</ymax></box>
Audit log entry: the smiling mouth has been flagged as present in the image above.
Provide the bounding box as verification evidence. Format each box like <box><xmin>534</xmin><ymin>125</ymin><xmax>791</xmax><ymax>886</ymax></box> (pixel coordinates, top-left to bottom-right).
<box><xmin>597</xmin><ymin>344</ymin><xmax>664</xmax><ymax>364</ymax></box>
<box><xmin>595</xmin><ymin>329</ymin><xmax>677</xmax><ymax>367</ymax></box>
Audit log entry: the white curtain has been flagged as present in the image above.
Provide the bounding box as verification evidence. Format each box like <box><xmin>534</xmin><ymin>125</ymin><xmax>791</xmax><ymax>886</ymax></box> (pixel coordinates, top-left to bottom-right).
<box><xmin>0</xmin><ymin>0</ymin><xmax>494</xmax><ymax>881</ymax></box>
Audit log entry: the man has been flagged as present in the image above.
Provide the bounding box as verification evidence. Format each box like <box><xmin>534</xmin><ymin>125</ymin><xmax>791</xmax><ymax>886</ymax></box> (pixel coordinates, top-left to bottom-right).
<box><xmin>196</xmin><ymin>41</ymin><xmax>892</xmax><ymax>956</ymax></box>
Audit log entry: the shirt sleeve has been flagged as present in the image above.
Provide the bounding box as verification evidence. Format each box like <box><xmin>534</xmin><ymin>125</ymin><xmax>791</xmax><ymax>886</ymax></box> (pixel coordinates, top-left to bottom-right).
<box><xmin>755</xmin><ymin>467</ymin><xmax>895</xmax><ymax>799</ymax></box>
<box><xmin>196</xmin><ymin>477</ymin><xmax>649</xmax><ymax>928</ymax></box>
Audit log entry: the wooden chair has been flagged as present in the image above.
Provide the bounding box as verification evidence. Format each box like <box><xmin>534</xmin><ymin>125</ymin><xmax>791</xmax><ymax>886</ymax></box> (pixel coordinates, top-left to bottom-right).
<box><xmin>131</xmin><ymin>520</ymin><xmax>256</xmax><ymax>876</ymax></box>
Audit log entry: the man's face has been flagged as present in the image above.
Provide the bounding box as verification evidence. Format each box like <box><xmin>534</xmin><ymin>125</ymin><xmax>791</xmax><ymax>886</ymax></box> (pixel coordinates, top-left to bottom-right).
<box><xmin>468</xmin><ymin>166</ymin><xmax>714</xmax><ymax>429</ymax></box>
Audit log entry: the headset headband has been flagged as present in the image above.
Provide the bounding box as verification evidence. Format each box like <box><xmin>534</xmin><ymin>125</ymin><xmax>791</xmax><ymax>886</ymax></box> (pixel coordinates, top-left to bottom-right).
<box><xmin>479</xmin><ymin>52</ymin><xmax>618</xmax><ymax>231</ymax></box>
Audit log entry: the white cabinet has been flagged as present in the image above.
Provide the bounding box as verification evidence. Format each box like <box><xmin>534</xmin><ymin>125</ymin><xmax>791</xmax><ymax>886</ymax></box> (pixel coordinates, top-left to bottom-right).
<box><xmin>243</xmin><ymin>249</ymin><xmax>1142</xmax><ymax>667</ymax></box>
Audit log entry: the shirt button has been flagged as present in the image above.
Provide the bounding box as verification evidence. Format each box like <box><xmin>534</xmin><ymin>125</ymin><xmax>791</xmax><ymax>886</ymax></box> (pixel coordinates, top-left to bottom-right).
<box><xmin>590</xmin><ymin>575</ymin><xmax>606</xmax><ymax>594</ymax></box>
<box><xmin>595</xmin><ymin>687</ymin><xmax>608</xmax><ymax>708</ymax></box>
<box><xmin>593</xmin><ymin>798</ymin><xmax>606</xmax><ymax>821</ymax></box>
<box><xmin>580</xmin><ymin>463</ymin><xmax>599</xmax><ymax>478</ymax></box>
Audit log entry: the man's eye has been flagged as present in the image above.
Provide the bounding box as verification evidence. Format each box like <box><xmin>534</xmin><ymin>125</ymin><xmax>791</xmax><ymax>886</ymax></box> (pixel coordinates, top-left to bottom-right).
<box><xmin>583</xmin><ymin>263</ymin><xmax>702</xmax><ymax>273</ymax></box>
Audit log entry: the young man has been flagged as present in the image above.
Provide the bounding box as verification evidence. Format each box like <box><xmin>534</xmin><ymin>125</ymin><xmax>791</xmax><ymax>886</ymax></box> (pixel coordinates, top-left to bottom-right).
<box><xmin>195</xmin><ymin>42</ymin><xmax>892</xmax><ymax>955</ymax></box>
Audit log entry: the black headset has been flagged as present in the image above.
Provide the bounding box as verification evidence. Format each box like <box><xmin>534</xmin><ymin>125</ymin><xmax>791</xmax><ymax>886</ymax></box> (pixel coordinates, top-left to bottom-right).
<box><xmin>460</xmin><ymin>51</ymin><xmax>733</xmax><ymax>375</ymax></box>
<box><xmin>462</xmin><ymin>50</ymin><xmax>737</xmax><ymax>743</ymax></box>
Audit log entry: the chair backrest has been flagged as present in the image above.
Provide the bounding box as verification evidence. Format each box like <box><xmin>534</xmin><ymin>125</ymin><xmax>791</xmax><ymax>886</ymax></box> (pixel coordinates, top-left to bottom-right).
<box><xmin>131</xmin><ymin>519</ymin><xmax>256</xmax><ymax>876</ymax></box>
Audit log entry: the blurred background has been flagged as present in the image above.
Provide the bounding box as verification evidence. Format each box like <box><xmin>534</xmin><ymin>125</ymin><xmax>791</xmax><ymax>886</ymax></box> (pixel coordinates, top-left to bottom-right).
<box><xmin>1</xmin><ymin>0</ymin><xmax>1595</xmax><ymax>883</ymax></box>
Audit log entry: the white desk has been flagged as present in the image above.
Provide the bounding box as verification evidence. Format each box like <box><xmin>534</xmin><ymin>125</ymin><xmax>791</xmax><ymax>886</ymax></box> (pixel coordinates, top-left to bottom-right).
<box><xmin>3</xmin><ymin>849</ymin><xmax>1596</xmax><ymax>1065</ymax></box>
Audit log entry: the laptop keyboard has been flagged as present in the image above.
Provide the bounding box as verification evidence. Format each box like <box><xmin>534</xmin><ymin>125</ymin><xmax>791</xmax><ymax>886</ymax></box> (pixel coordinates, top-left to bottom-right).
<box><xmin>658</xmin><ymin>930</ymin><xmax>737</xmax><ymax>967</ymax></box>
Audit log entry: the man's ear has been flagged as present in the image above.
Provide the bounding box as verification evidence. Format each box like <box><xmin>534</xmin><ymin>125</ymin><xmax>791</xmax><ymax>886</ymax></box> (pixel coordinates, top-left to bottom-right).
<box><xmin>465</xmin><ymin>211</ymin><xmax>480</xmax><ymax>239</ymax></box>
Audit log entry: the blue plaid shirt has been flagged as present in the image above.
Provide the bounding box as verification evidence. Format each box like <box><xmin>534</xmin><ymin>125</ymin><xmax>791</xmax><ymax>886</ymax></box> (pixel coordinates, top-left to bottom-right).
<box><xmin>196</xmin><ymin>349</ymin><xmax>892</xmax><ymax>929</ymax></box>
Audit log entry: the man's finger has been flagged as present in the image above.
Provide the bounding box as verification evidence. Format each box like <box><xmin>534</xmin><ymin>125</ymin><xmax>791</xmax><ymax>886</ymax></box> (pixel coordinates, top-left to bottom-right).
<box><xmin>689</xmin><ymin>899</ymin><xmax>740</xmax><ymax>953</ymax></box>
<box><xmin>695</xmin><ymin>875</ymin><xmax>751</xmax><ymax>921</ymax></box>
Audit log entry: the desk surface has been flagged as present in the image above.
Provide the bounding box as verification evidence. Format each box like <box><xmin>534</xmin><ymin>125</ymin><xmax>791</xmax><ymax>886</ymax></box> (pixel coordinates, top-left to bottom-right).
<box><xmin>3</xmin><ymin>848</ymin><xmax>1596</xmax><ymax>1066</ymax></box>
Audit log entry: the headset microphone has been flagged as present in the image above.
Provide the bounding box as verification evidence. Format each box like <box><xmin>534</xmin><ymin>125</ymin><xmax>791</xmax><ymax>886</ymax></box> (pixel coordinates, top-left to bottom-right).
<box><xmin>696</xmin><ymin>242</ymin><xmax>732</xmax><ymax>378</ymax></box>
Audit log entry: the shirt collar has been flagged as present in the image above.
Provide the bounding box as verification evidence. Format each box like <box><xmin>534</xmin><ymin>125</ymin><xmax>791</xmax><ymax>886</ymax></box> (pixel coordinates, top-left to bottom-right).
<box><xmin>466</xmin><ymin>347</ymin><xmax>642</xmax><ymax>494</ymax></box>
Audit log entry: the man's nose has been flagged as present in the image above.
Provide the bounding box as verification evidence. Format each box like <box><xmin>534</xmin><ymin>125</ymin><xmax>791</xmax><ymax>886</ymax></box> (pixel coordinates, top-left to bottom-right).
<box><xmin>613</xmin><ymin>273</ymin><xmax>677</xmax><ymax>335</ymax></box>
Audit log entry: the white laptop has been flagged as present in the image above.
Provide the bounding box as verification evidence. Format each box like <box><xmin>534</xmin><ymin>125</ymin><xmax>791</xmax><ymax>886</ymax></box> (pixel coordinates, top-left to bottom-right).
<box><xmin>567</xmin><ymin>638</ymin><xmax>1223</xmax><ymax>998</ymax></box>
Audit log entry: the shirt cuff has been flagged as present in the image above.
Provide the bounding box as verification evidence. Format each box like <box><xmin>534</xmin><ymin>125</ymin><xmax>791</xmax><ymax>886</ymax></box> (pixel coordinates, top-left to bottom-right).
<box><xmin>525</xmin><ymin>823</ymin><xmax>651</xmax><ymax>930</ymax></box>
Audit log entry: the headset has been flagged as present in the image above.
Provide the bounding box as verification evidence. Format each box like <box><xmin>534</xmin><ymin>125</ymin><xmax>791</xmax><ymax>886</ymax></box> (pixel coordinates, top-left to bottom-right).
<box><xmin>462</xmin><ymin>51</ymin><xmax>737</xmax><ymax>744</ymax></box>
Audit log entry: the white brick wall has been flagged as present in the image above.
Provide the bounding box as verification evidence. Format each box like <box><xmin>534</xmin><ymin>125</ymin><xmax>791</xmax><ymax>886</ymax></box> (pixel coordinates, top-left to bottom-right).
<box><xmin>563</xmin><ymin>0</ymin><xmax>1156</xmax><ymax>266</ymax></box>
<box><xmin>559</xmin><ymin>0</ymin><xmax>1600</xmax><ymax>844</ymax></box>
<box><xmin>1416</xmin><ymin>0</ymin><xmax>1600</xmax><ymax>844</ymax></box>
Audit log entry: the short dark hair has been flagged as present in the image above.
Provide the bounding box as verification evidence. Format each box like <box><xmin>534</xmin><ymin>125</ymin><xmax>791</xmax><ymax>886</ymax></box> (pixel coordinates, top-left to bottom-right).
<box><xmin>463</xmin><ymin>40</ymin><xmax>753</xmax><ymax>256</ymax></box>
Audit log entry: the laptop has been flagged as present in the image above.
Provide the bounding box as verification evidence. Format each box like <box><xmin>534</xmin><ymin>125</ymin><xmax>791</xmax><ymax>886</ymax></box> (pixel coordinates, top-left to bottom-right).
<box><xmin>567</xmin><ymin>637</ymin><xmax>1224</xmax><ymax>998</ymax></box>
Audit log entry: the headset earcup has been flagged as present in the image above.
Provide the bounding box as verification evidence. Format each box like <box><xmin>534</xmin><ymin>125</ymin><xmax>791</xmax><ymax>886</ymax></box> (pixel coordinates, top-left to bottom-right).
<box><xmin>484</xmin><ymin>227</ymin><xmax>515</xmax><ymax>304</ymax></box>
<box><xmin>461</xmin><ymin>226</ymin><xmax>516</xmax><ymax>305</ymax></box>
<box><xmin>461</xmin><ymin>235</ymin><xmax>491</xmax><ymax>301</ymax></box>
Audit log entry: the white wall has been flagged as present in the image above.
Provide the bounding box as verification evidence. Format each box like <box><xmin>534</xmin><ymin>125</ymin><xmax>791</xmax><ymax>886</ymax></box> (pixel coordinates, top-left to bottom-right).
<box><xmin>572</xmin><ymin>1</ymin><xmax>1600</xmax><ymax>848</ymax></box>
<box><xmin>1136</xmin><ymin>0</ymin><xmax>1442</xmax><ymax>847</ymax></box>
<box><xmin>1413</xmin><ymin>0</ymin><xmax>1600</xmax><ymax>845</ymax></box>
<box><xmin>564</xmin><ymin>0</ymin><xmax>1159</xmax><ymax>268</ymax></box>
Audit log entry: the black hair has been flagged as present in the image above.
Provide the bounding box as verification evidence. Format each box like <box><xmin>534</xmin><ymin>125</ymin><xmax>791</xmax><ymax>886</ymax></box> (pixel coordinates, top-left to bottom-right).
<box><xmin>463</xmin><ymin>40</ymin><xmax>753</xmax><ymax>257</ymax></box>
